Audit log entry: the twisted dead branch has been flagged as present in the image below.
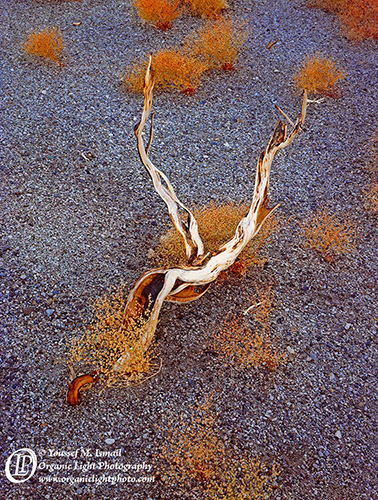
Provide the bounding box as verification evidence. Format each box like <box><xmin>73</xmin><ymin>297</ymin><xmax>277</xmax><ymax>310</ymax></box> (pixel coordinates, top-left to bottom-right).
<box><xmin>67</xmin><ymin>57</ymin><xmax>308</xmax><ymax>404</ymax></box>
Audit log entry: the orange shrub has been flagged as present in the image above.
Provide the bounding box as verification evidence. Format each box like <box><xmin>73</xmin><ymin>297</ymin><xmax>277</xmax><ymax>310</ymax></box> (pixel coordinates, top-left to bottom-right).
<box><xmin>162</xmin><ymin>395</ymin><xmax>225</xmax><ymax>486</ymax></box>
<box><xmin>23</xmin><ymin>27</ymin><xmax>64</xmax><ymax>66</ymax></box>
<box><xmin>213</xmin><ymin>317</ymin><xmax>284</xmax><ymax>370</ymax></box>
<box><xmin>294</xmin><ymin>53</ymin><xmax>345</xmax><ymax>97</ymax></box>
<box><xmin>299</xmin><ymin>207</ymin><xmax>357</xmax><ymax>262</ymax></box>
<box><xmin>212</xmin><ymin>285</ymin><xmax>286</xmax><ymax>371</ymax></box>
<box><xmin>152</xmin><ymin>202</ymin><xmax>280</xmax><ymax>274</ymax></box>
<box><xmin>364</xmin><ymin>182</ymin><xmax>378</xmax><ymax>212</ymax></box>
<box><xmin>69</xmin><ymin>285</ymin><xmax>155</xmax><ymax>388</ymax></box>
<box><xmin>160</xmin><ymin>395</ymin><xmax>279</xmax><ymax>497</ymax></box>
<box><xmin>187</xmin><ymin>18</ymin><xmax>248</xmax><ymax>71</ymax></box>
<box><xmin>122</xmin><ymin>49</ymin><xmax>208</xmax><ymax>94</ymax></box>
<box><xmin>364</xmin><ymin>135</ymin><xmax>378</xmax><ymax>212</ymax></box>
<box><xmin>133</xmin><ymin>0</ymin><xmax>181</xmax><ymax>30</ymax></box>
<box><xmin>308</xmin><ymin>0</ymin><xmax>344</xmax><ymax>11</ymax></box>
<box><xmin>308</xmin><ymin>0</ymin><xmax>378</xmax><ymax>40</ymax></box>
<box><xmin>182</xmin><ymin>0</ymin><xmax>226</xmax><ymax>18</ymax></box>
<box><xmin>341</xmin><ymin>0</ymin><xmax>378</xmax><ymax>40</ymax></box>
<box><xmin>122</xmin><ymin>60</ymin><xmax>148</xmax><ymax>93</ymax></box>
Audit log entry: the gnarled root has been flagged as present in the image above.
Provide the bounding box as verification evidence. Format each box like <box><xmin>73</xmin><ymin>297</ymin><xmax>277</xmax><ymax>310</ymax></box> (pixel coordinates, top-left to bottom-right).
<box><xmin>67</xmin><ymin>56</ymin><xmax>308</xmax><ymax>404</ymax></box>
<box><xmin>67</xmin><ymin>371</ymin><xmax>99</xmax><ymax>406</ymax></box>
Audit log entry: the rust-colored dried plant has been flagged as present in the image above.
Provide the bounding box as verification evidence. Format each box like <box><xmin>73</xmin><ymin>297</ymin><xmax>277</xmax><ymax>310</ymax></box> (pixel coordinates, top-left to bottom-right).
<box><xmin>161</xmin><ymin>395</ymin><xmax>225</xmax><ymax>486</ymax></box>
<box><xmin>23</xmin><ymin>27</ymin><xmax>64</xmax><ymax>66</ymax></box>
<box><xmin>364</xmin><ymin>134</ymin><xmax>378</xmax><ymax>212</ymax></box>
<box><xmin>69</xmin><ymin>285</ymin><xmax>155</xmax><ymax>388</ymax></box>
<box><xmin>153</xmin><ymin>202</ymin><xmax>281</xmax><ymax>276</ymax></box>
<box><xmin>299</xmin><ymin>207</ymin><xmax>357</xmax><ymax>262</ymax></box>
<box><xmin>133</xmin><ymin>0</ymin><xmax>181</xmax><ymax>30</ymax></box>
<box><xmin>307</xmin><ymin>0</ymin><xmax>344</xmax><ymax>11</ymax></box>
<box><xmin>212</xmin><ymin>285</ymin><xmax>286</xmax><ymax>371</ymax></box>
<box><xmin>122</xmin><ymin>49</ymin><xmax>208</xmax><ymax>94</ymax></box>
<box><xmin>182</xmin><ymin>0</ymin><xmax>226</xmax><ymax>18</ymax></box>
<box><xmin>364</xmin><ymin>182</ymin><xmax>378</xmax><ymax>212</ymax></box>
<box><xmin>308</xmin><ymin>0</ymin><xmax>378</xmax><ymax>40</ymax></box>
<box><xmin>160</xmin><ymin>395</ymin><xmax>279</xmax><ymax>498</ymax></box>
<box><xmin>340</xmin><ymin>0</ymin><xmax>378</xmax><ymax>40</ymax></box>
<box><xmin>294</xmin><ymin>53</ymin><xmax>345</xmax><ymax>97</ymax></box>
<box><xmin>210</xmin><ymin>455</ymin><xmax>280</xmax><ymax>500</ymax></box>
<box><xmin>187</xmin><ymin>18</ymin><xmax>249</xmax><ymax>71</ymax></box>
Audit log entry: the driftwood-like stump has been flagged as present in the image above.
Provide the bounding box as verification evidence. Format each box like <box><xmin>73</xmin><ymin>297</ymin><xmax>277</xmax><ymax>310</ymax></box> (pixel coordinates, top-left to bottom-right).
<box><xmin>67</xmin><ymin>57</ymin><xmax>308</xmax><ymax>405</ymax></box>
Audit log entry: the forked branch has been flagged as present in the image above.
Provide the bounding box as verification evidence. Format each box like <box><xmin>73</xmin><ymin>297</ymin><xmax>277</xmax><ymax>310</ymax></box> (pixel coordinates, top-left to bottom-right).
<box><xmin>134</xmin><ymin>57</ymin><xmax>205</xmax><ymax>265</ymax></box>
<box><xmin>67</xmin><ymin>57</ymin><xmax>308</xmax><ymax>404</ymax></box>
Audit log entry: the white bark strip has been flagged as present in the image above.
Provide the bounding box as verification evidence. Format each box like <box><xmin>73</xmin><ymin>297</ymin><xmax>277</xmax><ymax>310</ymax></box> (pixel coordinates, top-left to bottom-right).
<box><xmin>134</xmin><ymin>57</ymin><xmax>204</xmax><ymax>265</ymax></box>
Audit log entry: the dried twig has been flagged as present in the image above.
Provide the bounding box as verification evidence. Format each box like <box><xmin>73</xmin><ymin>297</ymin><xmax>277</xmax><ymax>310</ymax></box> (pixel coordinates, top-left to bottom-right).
<box><xmin>243</xmin><ymin>301</ymin><xmax>267</xmax><ymax>315</ymax></box>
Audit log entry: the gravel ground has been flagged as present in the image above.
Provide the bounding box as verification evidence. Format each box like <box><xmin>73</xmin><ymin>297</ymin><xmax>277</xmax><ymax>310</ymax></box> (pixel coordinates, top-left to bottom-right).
<box><xmin>1</xmin><ymin>0</ymin><xmax>377</xmax><ymax>498</ymax></box>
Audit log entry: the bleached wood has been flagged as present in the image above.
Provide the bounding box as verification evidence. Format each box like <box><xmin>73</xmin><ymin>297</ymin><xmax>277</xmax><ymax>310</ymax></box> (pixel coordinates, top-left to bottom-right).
<box><xmin>114</xmin><ymin>61</ymin><xmax>308</xmax><ymax>372</ymax></box>
<box><xmin>68</xmin><ymin>60</ymin><xmax>309</xmax><ymax>401</ymax></box>
<box><xmin>134</xmin><ymin>56</ymin><xmax>204</xmax><ymax>265</ymax></box>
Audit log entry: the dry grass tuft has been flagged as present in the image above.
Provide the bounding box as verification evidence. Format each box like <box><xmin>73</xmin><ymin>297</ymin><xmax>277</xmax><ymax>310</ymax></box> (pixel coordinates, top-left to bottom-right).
<box><xmin>307</xmin><ymin>0</ymin><xmax>345</xmax><ymax>11</ymax></box>
<box><xmin>153</xmin><ymin>202</ymin><xmax>281</xmax><ymax>276</ymax></box>
<box><xmin>308</xmin><ymin>0</ymin><xmax>378</xmax><ymax>40</ymax></box>
<box><xmin>133</xmin><ymin>0</ymin><xmax>181</xmax><ymax>30</ymax></box>
<box><xmin>187</xmin><ymin>18</ymin><xmax>249</xmax><ymax>71</ymax></box>
<box><xmin>182</xmin><ymin>0</ymin><xmax>227</xmax><ymax>18</ymax></box>
<box><xmin>122</xmin><ymin>49</ymin><xmax>208</xmax><ymax>94</ymax></box>
<box><xmin>340</xmin><ymin>0</ymin><xmax>378</xmax><ymax>40</ymax></box>
<box><xmin>122</xmin><ymin>19</ymin><xmax>248</xmax><ymax>94</ymax></box>
<box><xmin>299</xmin><ymin>207</ymin><xmax>357</xmax><ymax>262</ymax></box>
<box><xmin>160</xmin><ymin>395</ymin><xmax>279</xmax><ymax>498</ymax></box>
<box><xmin>364</xmin><ymin>182</ymin><xmax>378</xmax><ymax>212</ymax></box>
<box><xmin>69</xmin><ymin>285</ymin><xmax>155</xmax><ymax>388</ymax></box>
<box><xmin>23</xmin><ymin>27</ymin><xmax>64</xmax><ymax>66</ymax></box>
<box><xmin>210</xmin><ymin>455</ymin><xmax>280</xmax><ymax>500</ymax></box>
<box><xmin>364</xmin><ymin>135</ymin><xmax>378</xmax><ymax>212</ymax></box>
<box><xmin>212</xmin><ymin>285</ymin><xmax>286</xmax><ymax>371</ymax></box>
<box><xmin>122</xmin><ymin>60</ymin><xmax>148</xmax><ymax>94</ymax></box>
<box><xmin>294</xmin><ymin>53</ymin><xmax>345</xmax><ymax>97</ymax></box>
<box><xmin>162</xmin><ymin>395</ymin><xmax>225</xmax><ymax>486</ymax></box>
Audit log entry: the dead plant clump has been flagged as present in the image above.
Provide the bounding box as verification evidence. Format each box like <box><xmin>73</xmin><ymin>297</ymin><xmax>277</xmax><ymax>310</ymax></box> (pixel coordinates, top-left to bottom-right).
<box><xmin>69</xmin><ymin>285</ymin><xmax>154</xmax><ymax>388</ymax></box>
<box><xmin>161</xmin><ymin>395</ymin><xmax>225</xmax><ymax>487</ymax></box>
<box><xmin>364</xmin><ymin>182</ymin><xmax>378</xmax><ymax>212</ymax></box>
<box><xmin>23</xmin><ymin>27</ymin><xmax>64</xmax><ymax>66</ymax></box>
<box><xmin>133</xmin><ymin>0</ymin><xmax>181</xmax><ymax>30</ymax></box>
<box><xmin>210</xmin><ymin>456</ymin><xmax>280</xmax><ymax>500</ymax></box>
<box><xmin>182</xmin><ymin>0</ymin><xmax>227</xmax><ymax>18</ymax></box>
<box><xmin>187</xmin><ymin>18</ymin><xmax>249</xmax><ymax>71</ymax></box>
<box><xmin>122</xmin><ymin>49</ymin><xmax>208</xmax><ymax>94</ymax></box>
<box><xmin>299</xmin><ymin>207</ymin><xmax>357</xmax><ymax>262</ymax></box>
<box><xmin>308</xmin><ymin>0</ymin><xmax>378</xmax><ymax>40</ymax></box>
<box><xmin>160</xmin><ymin>395</ymin><xmax>279</xmax><ymax>498</ymax></box>
<box><xmin>294</xmin><ymin>53</ymin><xmax>345</xmax><ymax>97</ymax></box>
<box><xmin>363</xmin><ymin>134</ymin><xmax>378</xmax><ymax>212</ymax></box>
<box><xmin>364</xmin><ymin>135</ymin><xmax>378</xmax><ymax>212</ymax></box>
<box><xmin>339</xmin><ymin>0</ymin><xmax>378</xmax><ymax>40</ymax></box>
<box><xmin>153</xmin><ymin>202</ymin><xmax>281</xmax><ymax>276</ymax></box>
<box><xmin>212</xmin><ymin>285</ymin><xmax>286</xmax><ymax>371</ymax></box>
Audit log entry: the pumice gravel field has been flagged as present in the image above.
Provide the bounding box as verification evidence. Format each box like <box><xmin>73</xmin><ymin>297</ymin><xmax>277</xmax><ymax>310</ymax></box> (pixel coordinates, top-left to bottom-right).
<box><xmin>1</xmin><ymin>0</ymin><xmax>377</xmax><ymax>498</ymax></box>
